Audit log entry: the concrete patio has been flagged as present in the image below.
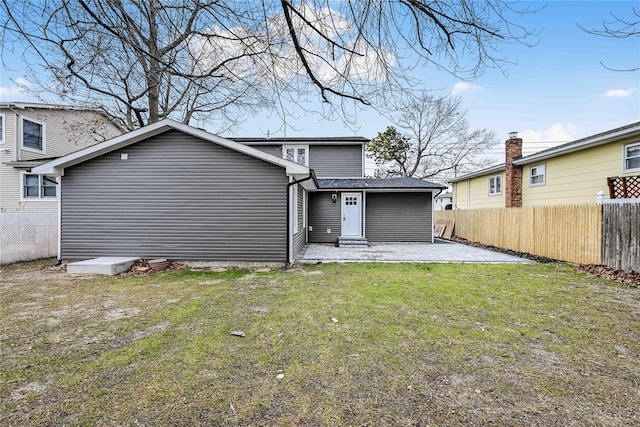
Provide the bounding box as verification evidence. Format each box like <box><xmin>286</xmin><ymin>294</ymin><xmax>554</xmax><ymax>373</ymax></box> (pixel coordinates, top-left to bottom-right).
<box><xmin>297</xmin><ymin>239</ymin><xmax>532</xmax><ymax>263</ymax></box>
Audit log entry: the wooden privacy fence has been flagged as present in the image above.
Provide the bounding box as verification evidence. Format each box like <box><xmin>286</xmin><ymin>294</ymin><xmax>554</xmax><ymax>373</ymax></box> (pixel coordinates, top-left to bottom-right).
<box><xmin>435</xmin><ymin>205</ymin><xmax>603</xmax><ymax>265</ymax></box>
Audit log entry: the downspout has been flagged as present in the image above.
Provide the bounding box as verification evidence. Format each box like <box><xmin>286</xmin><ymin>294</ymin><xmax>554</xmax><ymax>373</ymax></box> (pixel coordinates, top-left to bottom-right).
<box><xmin>286</xmin><ymin>170</ymin><xmax>317</xmax><ymax>269</ymax></box>
<box><xmin>431</xmin><ymin>188</ymin><xmax>444</xmax><ymax>243</ymax></box>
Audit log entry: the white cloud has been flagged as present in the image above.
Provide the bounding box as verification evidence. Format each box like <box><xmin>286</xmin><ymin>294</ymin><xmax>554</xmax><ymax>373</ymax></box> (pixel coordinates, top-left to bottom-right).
<box><xmin>451</xmin><ymin>81</ymin><xmax>481</xmax><ymax>94</ymax></box>
<box><xmin>0</xmin><ymin>78</ymin><xmax>32</xmax><ymax>98</ymax></box>
<box><xmin>519</xmin><ymin>123</ymin><xmax>577</xmax><ymax>154</ymax></box>
<box><xmin>604</xmin><ymin>88</ymin><xmax>637</xmax><ymax>98</ymax></box>
<box><xmin>0</xmin><ymin>86</ymin><xmax>22</xmax><ymax>97</ymax></box>
<box><xmin>191</xmin><ymin>3</ymin><xmax>393</xmax><ymax>87</ymax></box>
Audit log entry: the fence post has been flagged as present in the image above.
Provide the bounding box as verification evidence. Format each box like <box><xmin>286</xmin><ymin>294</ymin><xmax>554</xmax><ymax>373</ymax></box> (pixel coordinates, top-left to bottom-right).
<box><xmin>596</xmin><ymin>190</ymin><xmax>606</xmax><ymax>205</ymax></box>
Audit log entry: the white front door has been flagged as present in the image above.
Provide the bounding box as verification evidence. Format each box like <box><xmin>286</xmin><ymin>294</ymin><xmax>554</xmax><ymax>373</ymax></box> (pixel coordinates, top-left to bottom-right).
<box><xmin>341</xmin><ymin>193</ymin><xmax>362</xmax><ymax>237</ymax></box>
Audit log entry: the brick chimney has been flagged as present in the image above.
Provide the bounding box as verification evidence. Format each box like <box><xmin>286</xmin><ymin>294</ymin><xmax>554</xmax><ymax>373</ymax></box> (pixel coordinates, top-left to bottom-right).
<box><xmin>505</xmin><ymin>132</ymin><xmax>523</xmax><ymax>208</ymax></box>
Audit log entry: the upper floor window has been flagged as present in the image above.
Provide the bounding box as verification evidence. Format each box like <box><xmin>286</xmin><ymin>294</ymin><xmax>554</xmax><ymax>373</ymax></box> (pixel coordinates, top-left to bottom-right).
<box><xmin>623</xmin><ymin>142</ymin><xmax>640</xmax><ymax>173</ymax></box>
<box><xmin>530</xmin><ymin>164</ymin><xmax>546</xmax><ymax>186</ymax></box>
<box><xmin>22</xmin><ymin>174</ymin><xmax>57</xmax><ymax>200</ymax></box>
<box><xmin>22</xmin><ymin>117</ymin><xmax>45</xmax><ymax>152</ymax></box>
<box><xmin>283</xmin><ymin>145</ymin><xmax>308</xmax><ymax>166</ymax></box>
<box><xmin>0</xmin><ymin>114</ymin><xmax>5</xmax><ymax>144</ymax></box>
<box><xmin>488</xmin><ymin>174</ymin><xmax>502</xmax><ymax>195</ymax></box>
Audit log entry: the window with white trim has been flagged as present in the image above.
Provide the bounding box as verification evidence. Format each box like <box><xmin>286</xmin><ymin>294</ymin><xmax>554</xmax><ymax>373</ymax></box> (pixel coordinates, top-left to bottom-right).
<box><xmin>22</xmin><ymin>174</ymin><xmax>57</xmax><ymax>199</ymax></box>
<box><xmin>21</xmin><ymin>117</ymin><xmax>45</xmax><ymax>152</ymax></box>
<box><xmin>623</xmin><ymin>142</ymin><xmax>640</xmax><ymax>172</ymax></box>
<box><xmin>488</xmin><ymin>174</ymin><xmax>502</xmax><ymax>195</ymax></box>
<box><xmin>283</xmin><ymin>145</ymin><xmax>308</xmax><ymax>166</ymax></box>
<box><xmin>0</xmin><ymin>114</ymin><xmax>5</xmax><ymax>144</ymax></box>
<box><xmin>530</xmin><ymin>164</ymin><xmax>546</xmax><ymax>186</ymax></box>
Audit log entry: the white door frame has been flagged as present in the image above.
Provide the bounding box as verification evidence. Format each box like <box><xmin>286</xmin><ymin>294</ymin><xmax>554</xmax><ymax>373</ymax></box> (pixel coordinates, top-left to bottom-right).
<box><xmin>341</xmin><ymin>192</ymin><xmax>362</xmax><ymax>237</ymax></box>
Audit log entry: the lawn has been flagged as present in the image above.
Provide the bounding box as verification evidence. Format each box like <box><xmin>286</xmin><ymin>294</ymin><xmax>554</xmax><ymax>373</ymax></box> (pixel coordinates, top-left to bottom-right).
<box><xmin>1</xmin><ymin>260</ymin><xmax>639</xmax><ymax>426</ymax></box>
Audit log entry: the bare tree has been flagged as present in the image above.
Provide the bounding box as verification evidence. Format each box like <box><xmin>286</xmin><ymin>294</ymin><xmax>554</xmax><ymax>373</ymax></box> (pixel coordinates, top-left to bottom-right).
<box><xmin>1</xmin><ymin>1</ymin><xmax>537</xmax><ymax>132</ymax></box>
<box><xmin>579</xmin><ymin>7</ymin><xmax>640</xmax><ymax>71</ymax></box>
<box><xmin>368</xmin><ymin>93</ymin><xmax>497</xmax><ymax>181</ymax></box>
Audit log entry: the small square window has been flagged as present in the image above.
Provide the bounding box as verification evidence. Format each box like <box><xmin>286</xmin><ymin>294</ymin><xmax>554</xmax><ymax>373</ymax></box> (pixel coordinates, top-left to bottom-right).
<box><xmin>488</xmin><ymin>174</ymin><xmax>502</xmax><ymax>195</ymax></box>
<box><xmin>283</xmin><ymin>145</ymin><xmax>309</xmax><ymax>166</ymax></box>
<box><xmin>623</xmin><ymin>142</ymin><xmax>640</xmax><ymax>173</ymax></box>
<box><xmin>22</xmin><ymin>118</ymin><xmax>45</xmax><ymax>152</ymax></box>
<box><xmin>530</xmin><ymin>164</ymin><xmax>546</xmax><ymax>186</ymax></box>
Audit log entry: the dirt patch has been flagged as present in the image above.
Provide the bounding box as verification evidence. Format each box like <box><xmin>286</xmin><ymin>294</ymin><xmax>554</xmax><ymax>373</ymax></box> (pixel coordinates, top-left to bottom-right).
<box><xmin>120</xmin><ymin>260</ymin><xmax>189</xmax><ymax>276</ymax></box>
<box><xmin>103</xmin><ymin>307</ymin><xmax>141</xmax><ymax>321</ymax></box>
<box><xmin>576</xmin><ymin>264</ymin><xmax>640</xmax><ymax>287</ymax></box>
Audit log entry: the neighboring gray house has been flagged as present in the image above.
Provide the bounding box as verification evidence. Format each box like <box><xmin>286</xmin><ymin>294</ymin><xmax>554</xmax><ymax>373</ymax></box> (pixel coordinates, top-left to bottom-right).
<box><xmin>33</xmin><ymin>119</ymin><xmax>445</xmax><ymax>264</ymax></box>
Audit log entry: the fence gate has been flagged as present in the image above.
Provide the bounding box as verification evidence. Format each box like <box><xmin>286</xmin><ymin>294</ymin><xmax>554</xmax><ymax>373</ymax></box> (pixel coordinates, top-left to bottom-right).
<box><xmin>601</xmin><ymin>203</ymin><xmax>640</xmax><ymax>272</ymax></box>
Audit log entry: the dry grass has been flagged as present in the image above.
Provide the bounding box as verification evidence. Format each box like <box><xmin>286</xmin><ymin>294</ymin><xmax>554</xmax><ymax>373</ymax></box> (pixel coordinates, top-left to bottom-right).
<box><xmin>1</xmin><ymin>259</ymin><xmax>639</xmax><ymax>426</ymax></box>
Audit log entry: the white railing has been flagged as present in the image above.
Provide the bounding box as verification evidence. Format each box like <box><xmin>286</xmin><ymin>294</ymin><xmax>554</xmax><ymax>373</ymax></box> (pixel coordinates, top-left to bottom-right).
<box><xmin>0</xmin><ymin>212</ymin><xmax>58</xmax><ymax>265</ymax></box>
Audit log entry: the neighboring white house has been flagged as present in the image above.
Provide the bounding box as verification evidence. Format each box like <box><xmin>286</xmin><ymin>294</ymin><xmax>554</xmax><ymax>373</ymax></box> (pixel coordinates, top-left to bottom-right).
<box><xmin>0</xmin><ymin>103</ymin><xmax>123</xmax><ymax>264</ymax></box>
<box><xmin>434</xmin><ymin>190</ymin><xmax>453</xmax><ymax>210</ymax></box>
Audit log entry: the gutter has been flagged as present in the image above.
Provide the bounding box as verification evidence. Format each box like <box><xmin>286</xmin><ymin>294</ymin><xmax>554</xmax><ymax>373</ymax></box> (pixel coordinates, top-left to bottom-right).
<box><xmin>285</xmin><ymin>170</ymin><xmax>317</xmax><ymax>269</ymax></box>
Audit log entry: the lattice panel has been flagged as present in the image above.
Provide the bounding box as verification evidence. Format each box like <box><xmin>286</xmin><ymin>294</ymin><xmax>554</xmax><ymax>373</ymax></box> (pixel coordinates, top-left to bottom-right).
<box><xmin>608</xmin><ymin>175</ymin><xmax>640</xmax><ymax>199</ymax></box>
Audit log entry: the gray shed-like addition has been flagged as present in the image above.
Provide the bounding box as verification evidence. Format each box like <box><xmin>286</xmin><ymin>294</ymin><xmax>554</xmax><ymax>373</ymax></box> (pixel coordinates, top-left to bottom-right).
<box><xmin>310</xmin><ymin>178</ymin><xmax>444</xmax><ymax>244</ymax></box>
<box><xmin>33</xmin><ymin>120</ymin><xmax>311</xmax><ymax>263</ymax></box>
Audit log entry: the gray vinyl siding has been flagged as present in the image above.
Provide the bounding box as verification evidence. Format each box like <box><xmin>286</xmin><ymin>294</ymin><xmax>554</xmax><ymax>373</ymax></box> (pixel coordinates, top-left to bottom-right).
<box><xmin>61</xmin><ymin>130</ymin><xmax>289</xmax><ymax>261</ymax></box>
<box><xmin>292</xmin><ymin>186</ymin><xmax>306</xmax><ymax>257</ymax></box>
<box><xmin>309</xmin><ymin>145</ymin><xmax>362</xmax><ymax>177</ymax></box>
<box><xmin>248</xmin><ymin>144</ymin><xmax>282</xmax><ymax>157</ymax></box>
<box><xmin>365</xmin><ymin>192</ymin><xmax>433</xmax><ymax>242</ymax></box>
<box><xmin>308</xmin><ymin>192</ymin><xmax>341</xmax><ymax>243</ymax></box>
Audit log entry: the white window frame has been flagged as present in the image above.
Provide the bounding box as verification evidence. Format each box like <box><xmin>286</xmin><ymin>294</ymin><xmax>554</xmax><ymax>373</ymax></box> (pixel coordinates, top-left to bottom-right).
<box><xmin>0</xmin><ymin>113</ymin><xmax>5</xmax><ymax>144</ymax></box>
<box><xmin>20</xmin><ymin>116</ymin><xmax>46</xmax><ymax>153</ymax></box>
<box><xmin>529</xmin><ymin>163</ymin><xmax>546</xmax><ymax>187</ymax></box>
<box><xmin>283</xmin><ymin>144</ymin><xmax>309</xmax><ymax>166</ymax></box>
<box><xmin>488</xmin><ymin>174</ymin><xmax>502</xmax><ymax>196</ymax></box>
<box><xmin>623</xmin><ymin>141</ymin><xmax>640</xmax><ymax>173</ymax></box>
<box><xmin>20</xmin><ymin>172</ymin><xmax>58</xmax><ymax>201</ymax></box>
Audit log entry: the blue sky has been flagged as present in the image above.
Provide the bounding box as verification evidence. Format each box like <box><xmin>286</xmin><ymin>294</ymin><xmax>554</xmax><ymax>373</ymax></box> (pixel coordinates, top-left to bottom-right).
<box><xmin>1</xmin><ymin>0</ymin><xmax>638</xmax><ymax>159</ymax></box>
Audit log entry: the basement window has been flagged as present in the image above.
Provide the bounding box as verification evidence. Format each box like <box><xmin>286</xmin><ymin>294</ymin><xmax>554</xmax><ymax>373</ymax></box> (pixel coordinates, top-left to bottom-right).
<box><xmin>22</xmin><ymin>174</ymin><xmax>57</xmax><ymax>200</ymax></box>
<box><xmin>530</xmin><ymin>164</ymin><xmax>546</xmax><ymax>186</ymax></box>
<box><xmin>623</xmin><ymin>142</ymin><xmax>640</xmax><ymax>173</ymax></box>
<box><xmin>488</xmin><ymin>174</ymin><xmax>502</xmax><ymax>195</ymax></box>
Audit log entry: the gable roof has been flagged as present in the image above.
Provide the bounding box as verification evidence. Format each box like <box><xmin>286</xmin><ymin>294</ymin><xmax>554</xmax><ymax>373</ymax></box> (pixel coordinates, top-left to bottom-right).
<box><xmin>513</xmin><ymin>121</ymin><xmax>640</xmax><ymax>165</ymax></box>
<box><xmin>317</xmin><ymin>177</ymin><xmax>446</xmax><ymax>190</ymax></box>
<box><xmin>32</xmin><ymin>119</ymin><xmax>309</xmax><ymax>177</ymax></box>
<box><xmin>232</xmin><ymin>136</ymin><xmax>368</xmax><ymax>145</ymax></box>
<box><xmin>449</xmin><ymin>121</ymin><xmax>640</xmax><ymax>183</ymax></box>
<box><xmin>1</xmin><ymin>102</ymin><xmax>126</xmax><ymax>132</ymax></box>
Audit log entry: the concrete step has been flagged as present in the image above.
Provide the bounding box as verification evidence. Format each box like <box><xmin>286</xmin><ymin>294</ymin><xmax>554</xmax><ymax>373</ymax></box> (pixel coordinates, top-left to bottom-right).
<box><xmin>67</xmin><ymin>257</ymin><xmax>139</xmax><ymax>276</ymax></box>
<box><xmin>337</xmin><ymin>237</ymin><xmax>369</xmax><ymax>247</ymax></box>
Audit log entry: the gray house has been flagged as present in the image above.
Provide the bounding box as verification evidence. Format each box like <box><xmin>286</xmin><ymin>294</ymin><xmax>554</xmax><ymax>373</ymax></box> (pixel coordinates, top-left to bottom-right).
<box><xmin>32</xmin><ymin>119</ymin><xmax>445</xmax><ymax>264</ymax></box>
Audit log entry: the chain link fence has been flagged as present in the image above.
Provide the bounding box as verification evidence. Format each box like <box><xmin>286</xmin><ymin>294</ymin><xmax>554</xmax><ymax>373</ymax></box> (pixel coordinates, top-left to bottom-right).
<box><xmin>0</xmin><ymin>212</ymin><xmax>58</xmax><ymax>265</ymax></box>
